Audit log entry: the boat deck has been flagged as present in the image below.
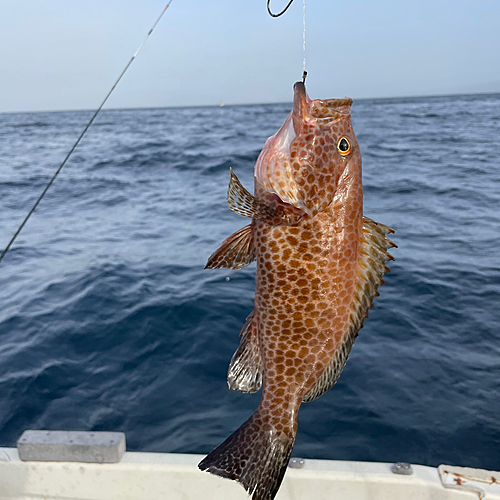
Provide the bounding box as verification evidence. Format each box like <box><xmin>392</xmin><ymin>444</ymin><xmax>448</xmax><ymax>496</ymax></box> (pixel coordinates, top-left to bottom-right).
<box><xmin>1</xmin><ymin>447</ymin><xmax>498</xmax><ymax>500</ymax></box>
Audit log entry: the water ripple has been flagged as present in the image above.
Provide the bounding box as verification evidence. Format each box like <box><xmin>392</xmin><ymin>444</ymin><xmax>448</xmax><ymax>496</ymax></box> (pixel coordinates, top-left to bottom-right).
<box><xmin>0</xmin><ymin>95</ymin><xmax>499</xmax><ymax>470</ymax></box>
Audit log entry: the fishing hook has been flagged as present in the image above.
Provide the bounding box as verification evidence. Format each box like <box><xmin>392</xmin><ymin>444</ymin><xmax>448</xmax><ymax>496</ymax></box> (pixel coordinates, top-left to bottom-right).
<box><xmin>267</xmin><ymin>0</ymin><xmax>295</xmax><ymax>17</ymax></box>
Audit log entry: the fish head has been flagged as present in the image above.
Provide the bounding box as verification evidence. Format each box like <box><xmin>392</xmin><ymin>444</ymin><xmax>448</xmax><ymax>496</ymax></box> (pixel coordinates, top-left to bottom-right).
<box><xmin>254</xmin><ymin>81</ymin><xmax>359</xmax><ymax>218</ymax></box>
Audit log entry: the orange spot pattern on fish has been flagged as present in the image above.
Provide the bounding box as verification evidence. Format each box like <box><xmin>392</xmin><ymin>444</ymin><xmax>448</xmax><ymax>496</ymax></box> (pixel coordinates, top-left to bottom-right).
<box><xmin>199</xmin><ymin>82</ymin><xmax>395</xmax><ymax>500</ymax></box>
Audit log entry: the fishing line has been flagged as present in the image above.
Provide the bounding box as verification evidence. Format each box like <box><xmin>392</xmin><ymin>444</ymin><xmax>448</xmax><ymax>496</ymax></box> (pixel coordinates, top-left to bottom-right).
<box><xmin>302</xmin><ymin>0</ymin><xmax>306</xmax><ymax>74</ymax></box>
<box><xmin>267</xmin><ymin>0</ymin><xmax>295</xmax><ymax>18</ymax></box>
<box><xmin>0</xmin><ymin>1</ymin><xmax>174</xmax><ymax>265</ymax></box>
<box><xmin>266</xmin><ymin>0</ymin><xmax>307</xmax><ymax>79</ymax></box>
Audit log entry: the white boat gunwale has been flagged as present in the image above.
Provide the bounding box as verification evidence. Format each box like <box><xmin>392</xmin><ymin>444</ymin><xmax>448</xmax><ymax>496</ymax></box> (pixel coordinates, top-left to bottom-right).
<box><xmin>1</xmin><ymin>446</ymin><xmax>498</xmax><ymax>500</ymax></box>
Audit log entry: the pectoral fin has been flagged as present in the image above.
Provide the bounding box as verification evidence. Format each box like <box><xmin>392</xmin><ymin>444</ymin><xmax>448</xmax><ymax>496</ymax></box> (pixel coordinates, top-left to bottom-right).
<box><xmin>227</xmin><ymin>169</ymin><xmax>303</xmax><ymax>226</ymax></box>
<box><xmin>206</xmin><ymin>224</ymin><xmax>255</xmax><ymax>270</ymax></box>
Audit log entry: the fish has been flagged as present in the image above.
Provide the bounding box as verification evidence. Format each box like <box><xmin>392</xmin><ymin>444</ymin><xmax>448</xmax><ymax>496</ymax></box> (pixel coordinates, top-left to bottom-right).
<box><xmin>198</xmin><ymin>80</ymin><xmax>396</xmax><ymax>500</ymax></box>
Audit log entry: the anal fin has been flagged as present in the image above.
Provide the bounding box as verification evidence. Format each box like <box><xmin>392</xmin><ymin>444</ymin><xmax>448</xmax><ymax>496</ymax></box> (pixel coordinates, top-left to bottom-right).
<box><xmin>303</xmin><ymin>216</ymin><xmax>396</xmax><ymax>403</ymax></box>
<box><xmin>227</xmin><ymin>311</ymin><xmax>262</xmax><ymax>393</ymax></box>
<box><xmin>206</xmin><ymin>224</ymin><xmax>255</xmax><ymax>270</ymax></box>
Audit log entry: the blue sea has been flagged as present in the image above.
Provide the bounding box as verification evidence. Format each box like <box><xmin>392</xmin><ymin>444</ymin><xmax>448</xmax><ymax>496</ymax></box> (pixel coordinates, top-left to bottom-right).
<box><xmin>0</xmin><ymin>93</ymin><xmax>499</xmax><ymax>471</ymax></box>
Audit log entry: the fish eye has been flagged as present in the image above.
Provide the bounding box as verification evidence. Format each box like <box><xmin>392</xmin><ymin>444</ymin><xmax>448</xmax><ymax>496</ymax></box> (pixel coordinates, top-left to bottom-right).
<box><xmin>337</xmin><ymin>137</ymin><xmax>351</xmax><ymax>156</ymax></box>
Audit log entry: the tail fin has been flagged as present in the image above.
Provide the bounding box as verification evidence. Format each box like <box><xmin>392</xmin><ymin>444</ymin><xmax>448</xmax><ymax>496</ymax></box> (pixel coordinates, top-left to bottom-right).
<box><xmin>198</xmin><ymin>410</ymin><xmax>295</xmax><ymax>500</ymax></box>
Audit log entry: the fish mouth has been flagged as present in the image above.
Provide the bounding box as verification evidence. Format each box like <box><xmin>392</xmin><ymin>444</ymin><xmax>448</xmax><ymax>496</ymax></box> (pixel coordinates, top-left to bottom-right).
<box><xmin>292</xmin><ymin>81</ymin><xmax>353</xmax><ymax>132</ymax></box>
<box><xmin>255</xmin><ymin>82</ymin><xmax>354</xmax><ymax>219</ymax></box>
<box><xmin>292</xmin><ymin>81</ymin><xmax>311</xmax><ymax>135</ymax></box>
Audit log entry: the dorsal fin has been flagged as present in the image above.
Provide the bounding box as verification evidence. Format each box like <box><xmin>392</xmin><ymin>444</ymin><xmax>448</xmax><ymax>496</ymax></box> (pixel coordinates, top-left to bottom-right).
<box><xmin>205</xmin><ymin>224</ymin><xmax>255</xmax><ymax>270</ymax></box>
<box><xmin>227</xmin><ymin>311</ymin><xmax>262</xmax><ymax>393</ymax></box>
<box><xmin>303</xmin><ymin>216</ymin><xmax>396</xmax><ymax>403</ymax></box>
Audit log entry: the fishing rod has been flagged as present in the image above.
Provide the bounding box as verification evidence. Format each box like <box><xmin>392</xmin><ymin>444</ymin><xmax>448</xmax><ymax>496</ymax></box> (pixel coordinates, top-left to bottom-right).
<box><xmin>1</xmin><ymin>0</ymin><xmax>302</xmax><ymax>265</ymax></box>
<box><xmin>0</xmin><ymin>1</ymin><xmax>174</xmax><ymax>265</ymax></box>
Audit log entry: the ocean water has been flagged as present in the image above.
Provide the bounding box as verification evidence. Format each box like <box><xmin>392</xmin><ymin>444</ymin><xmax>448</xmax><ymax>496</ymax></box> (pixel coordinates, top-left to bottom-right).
<box><xmin>0</xmin><ymin>93</ymin><xmax>499</xmax><ymax>471</ymax></box>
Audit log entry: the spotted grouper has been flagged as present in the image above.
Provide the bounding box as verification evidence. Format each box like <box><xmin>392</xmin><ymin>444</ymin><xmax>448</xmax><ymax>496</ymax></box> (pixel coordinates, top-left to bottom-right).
<box><xmin>199</xmin><ymin>81</ymin><xmax>396</xmax><ymax>500</ymax></box>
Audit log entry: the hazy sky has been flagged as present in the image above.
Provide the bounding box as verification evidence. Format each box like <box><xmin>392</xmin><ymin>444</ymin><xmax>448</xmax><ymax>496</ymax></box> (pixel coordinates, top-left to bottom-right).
<box><xmin>1</xmin><ymin>0</ymin><xmax>499</xmax><ymax>112</ymax></box>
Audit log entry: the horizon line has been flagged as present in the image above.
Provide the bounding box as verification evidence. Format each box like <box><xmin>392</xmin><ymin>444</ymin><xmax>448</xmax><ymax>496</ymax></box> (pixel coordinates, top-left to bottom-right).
<box><xmin>1</xmin><ymin>89</ymin><xmax>499</xmax><ymax>116</ymax></box>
